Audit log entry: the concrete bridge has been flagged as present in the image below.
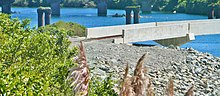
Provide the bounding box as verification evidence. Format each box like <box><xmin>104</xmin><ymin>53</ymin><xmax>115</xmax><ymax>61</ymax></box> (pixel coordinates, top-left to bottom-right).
<box><xmin>86</xmin><ymin>19</ymin><xmax>220</xmax><ymax>46</ymax></box>
<box><xmin>0</xmin><ymin>0</ymin><xmax>15</xmax><ymax>14</ymax></box>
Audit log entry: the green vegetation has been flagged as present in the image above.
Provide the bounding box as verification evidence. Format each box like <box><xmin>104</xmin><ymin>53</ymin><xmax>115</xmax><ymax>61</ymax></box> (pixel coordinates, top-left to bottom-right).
<box><xmin>89</xmin><ymin>75</ymin><xmax>118</xmax><ymax>96</ymax></box>
<box><xmin>13</xmin><ymin>0</ymin><xmax>96</xmax><ymax>8</ymax></box>
<box><xmin>0</xmin><ymin>13</ymin><xmax>118</xmax><ymax>95</ymax></box>
<box><xmin>153</xmin><ymin>0</ymin><xmax>220</xmax><ymax>14</ymax></box>
<box><xmin>0</xmin><ymin>14</ymin><xmax>77</xmax><ymax>95</ymax></box>
<box><xmin>12</xmin><ymin>0</ymin><xmax>220</xmax><ymax>15</ymax></box>
<box><xmin>39</xmin><ymin>21</ymin><xmax>86</xmax><ymax>37</ymax></box>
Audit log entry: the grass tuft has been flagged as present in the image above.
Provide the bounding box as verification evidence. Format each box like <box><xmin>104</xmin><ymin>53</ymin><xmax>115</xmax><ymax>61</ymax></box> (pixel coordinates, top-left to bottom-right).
<box><xmin>67</xmin><ymin>41</ymin><xmax>89</xmax><ymax>96</ymax></box>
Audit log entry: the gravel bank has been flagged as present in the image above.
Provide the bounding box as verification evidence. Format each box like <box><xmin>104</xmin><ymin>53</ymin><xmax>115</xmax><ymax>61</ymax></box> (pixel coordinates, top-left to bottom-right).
<box><xmin>70</xmin><ymin>39</ymin><xmax>220</xmax><ymax>95</ymax></box>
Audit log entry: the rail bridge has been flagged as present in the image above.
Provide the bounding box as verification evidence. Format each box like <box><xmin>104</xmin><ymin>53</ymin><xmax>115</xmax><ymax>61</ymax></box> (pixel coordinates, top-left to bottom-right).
<box><xmin>86</xmin><ymin>19</ymin><xmax>220</xmax><ymax>46</ymax></box>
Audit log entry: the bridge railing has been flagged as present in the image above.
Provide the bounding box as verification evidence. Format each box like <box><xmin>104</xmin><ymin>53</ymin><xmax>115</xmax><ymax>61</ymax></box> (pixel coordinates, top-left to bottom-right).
<box><xmin>86</xmin><ymin>19</ymin><xmax>220</xmax><ymax>44</ymax></box>
<box><xmin>122</xmin><ymin>23</ymin><xmax>188</xmax><ymax>43</ymax></box>
<box><xmin>86</xmin><ymin>22</ymin><xmax>155</xmax><ymax>38</ymax></box>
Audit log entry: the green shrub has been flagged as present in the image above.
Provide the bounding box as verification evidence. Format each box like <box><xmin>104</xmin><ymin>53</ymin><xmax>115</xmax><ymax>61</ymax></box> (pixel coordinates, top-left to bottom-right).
<box><xmin>89</xmin><ymin>75</ymin><xmax>118</xmax><ymax>96</ymax></box>
<box><xmin>38</xmin><ymin>21</ymin><xmax>86</xmax><ymax>37</ymax></box>
<box><xmin>0</xmin><ymin>14</ymin><xmax>77</xmax><ymax>95</ymax></box>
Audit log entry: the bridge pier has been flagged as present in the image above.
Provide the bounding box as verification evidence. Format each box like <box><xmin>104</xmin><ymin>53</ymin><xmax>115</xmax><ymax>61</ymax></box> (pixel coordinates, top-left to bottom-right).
<box><xmin>216</xmin><ymin>6</ymin><xmax>220</xmax><ymax>19</ymax></box>
<box><xmin>45</xmin><ymin>9</ymin><xmax>52</xmax><ymax>25</ymax></box>
<box><xmin>134</xmin><ymin>8</ymin><xmax>140</xmax><ymax>24</ymax></box>
<box><xmin>141</xmin><ymin>0</ymin><xmax>153</xmax><ymax>13</ymax></box>
<box><xmin>46</xmin><ymin>0</ymin><xmax>62</xmax><ymax>16</ymax></box>
<box><xmin>208</xmin><ymin>6</ymin><xmax>215</xmax><ymax>19</ymax></box>
<box><xmin>37</xmin><ymin>7</ymin><xmax>52</xmax><ymax>27</ymax></box>
<box><xmin>97</xmin><ymin>0</ymin><xmax>107</xmax><ymax>16</ymax></box>
<box><xmin>126</xmin><ymin>9</ymin><xmax>132</xmax><ymax>24</ymax></box>
<box><xmin>37</xmin><ymin>9</ymin><xmax>44</xmax><ymax>27</ymax></box>
<box><xmin>154</xmin><ymin>33</ymin><xmax>195</xmax><ymax>46</ymax></box>
<box><xmin>125</xmin><ymin>6</ymin><xmax>140</xmax><ymax>24</ymax></box>
<box><xmin>0</xmin><ymin>0</ymin><xmax>15</xmax><ymax>14</ymax></box>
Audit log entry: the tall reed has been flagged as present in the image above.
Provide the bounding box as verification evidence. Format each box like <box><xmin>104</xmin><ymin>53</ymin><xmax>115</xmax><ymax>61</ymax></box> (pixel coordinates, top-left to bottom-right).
<box><xmin>67</xmin><ymin>41</ymin><xmax>89</xmax><ymax>96</ymax></box>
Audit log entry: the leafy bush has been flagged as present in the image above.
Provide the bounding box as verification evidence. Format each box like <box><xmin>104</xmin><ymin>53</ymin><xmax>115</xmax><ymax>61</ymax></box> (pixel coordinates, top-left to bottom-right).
<box><xmin>0</xmin><ymin>14</ymin><xmax>77</xmax><ymax>95</ymax></box>
<box><xmin>38</xmin><ymin>21</ymin><xmax>86</xmax><ymax>37</ymax></box>
<box><xmin>89</xmin><ymin>75</ymin><xmax>118</xmax><ymax>96</ymax></box>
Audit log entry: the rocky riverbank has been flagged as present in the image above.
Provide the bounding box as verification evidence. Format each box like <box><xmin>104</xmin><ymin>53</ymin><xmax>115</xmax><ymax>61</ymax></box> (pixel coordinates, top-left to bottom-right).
<box><xmin>71</xmin><ymin>40</ymin><xmax>220</xmax><ymax>95</ymax></box>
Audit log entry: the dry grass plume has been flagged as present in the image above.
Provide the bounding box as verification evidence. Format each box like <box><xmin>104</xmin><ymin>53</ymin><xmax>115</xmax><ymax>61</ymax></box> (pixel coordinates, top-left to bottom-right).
<box><xmin>67</xmin><ymin>41</ymin><xmax>89</xmax><ymax>96</ymax></box>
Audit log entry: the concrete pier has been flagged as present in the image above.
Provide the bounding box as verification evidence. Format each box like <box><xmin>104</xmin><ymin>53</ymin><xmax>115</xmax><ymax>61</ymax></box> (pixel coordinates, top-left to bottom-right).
<box><xmin>125</xmin><ymin>6</ymin><xmax>140</xmax><ymax>24</ymax></box>
<box><xmin>133</xmin><ymin>8</ymin><xmax>140</xmax><ymax>24</ymax></box>
<box><xmin>208</xmin><ymin>6</ymin><xmax>215</xmax><ymax>19</ymax></box>
<box><xmin>97</xmin><ymin>0</ymin><xmax>107</xmax><ymax>16</ymax></box>
<box><xmin>125</xmin><ymin>8</ymin><xmax>132</xmax><ymax>24</ymax></box>
<box><xmin>37</xmin><ymin>8</ymin><xmax>44</xmax><ymax>27</ymax></box>
<box><xmin>45</xmin><ymin>9</ymin><xmax>52</xmax><ymax>25</ymax></box>
<box><xmin>0</xmin><ymin>0</ymin><xmax>15</xmax><ymax>14</ymax></box>
<box><xmin>141</xmin><ymin>0</ymin><xmax>154</xmax><ymax>13</ymax></box>
<box><xmin>216</xmin><ymin>6</ymin><xmax>220</xmax><ymax>19</ymax></box>
<box><xmin>37</xmin><ymin>7</ymin><xmax>52</xmax><ymax>27</ymax></box>
<box><xmin>46</xmin><ymin>0</ymin><xmax>62</xmax><ymax>16</ymax></box>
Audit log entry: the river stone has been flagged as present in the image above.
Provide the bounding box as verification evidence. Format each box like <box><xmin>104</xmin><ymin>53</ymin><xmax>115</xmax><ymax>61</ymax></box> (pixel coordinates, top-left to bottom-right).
<box><xmin>72</xmin><ymin>41</ymin><xmax>220</xmax><ymax>96</ymax></box>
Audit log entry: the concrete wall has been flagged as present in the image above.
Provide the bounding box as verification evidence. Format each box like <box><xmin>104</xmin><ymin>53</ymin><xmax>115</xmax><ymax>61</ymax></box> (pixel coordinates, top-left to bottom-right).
<box><xmin>86</xmin><ymin>22</ymin><xmax>156</xmax><ymax>38</ymax></box>
<box><xmin>86</xmin><ymin>19</ymin><xmax>220</xmax><ymax>44</ymax></box>
<box><xmin>123</xmin><ymin>24</ymin><xmax>188</xmax><ymax>43</ymax></box>
<box><xmin>190</xmin><ymin>19</ymin><xmax>220</xmax><ymax>35</ymax></box>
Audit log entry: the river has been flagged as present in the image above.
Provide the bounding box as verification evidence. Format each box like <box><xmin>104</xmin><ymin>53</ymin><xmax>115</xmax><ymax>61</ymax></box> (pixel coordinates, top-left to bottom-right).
<box><xmin>9</xmin><ymin>7</ymin><xmax>220</xmax><ymax>57</ymax></box>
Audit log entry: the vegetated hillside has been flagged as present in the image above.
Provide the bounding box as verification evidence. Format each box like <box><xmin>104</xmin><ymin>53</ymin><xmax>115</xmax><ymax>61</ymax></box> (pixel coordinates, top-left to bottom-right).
<box><xmin>153</xmin><ymin>0</ymin><xmax>220</xmax><ymax>15</ymax></box>
<box><xmin>13</xmin><ymin>0</ymin><xmax>96</xmax><ymax>7</ymax></box>
<box><xmin>38</xmin><ymin>21</ymin><xmax>86</xmax><ymax>37</ymax></box>
<box><xmin>13</xmin><ymin>0</ymin><xmax>220</xmax><ymax>15</ymax></box>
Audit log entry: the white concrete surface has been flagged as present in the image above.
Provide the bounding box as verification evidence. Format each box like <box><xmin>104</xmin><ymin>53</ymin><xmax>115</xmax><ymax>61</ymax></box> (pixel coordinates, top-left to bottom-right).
<box><xmin>86</xmin><ymin>19</ymin><xmax>220</xmax><ymax>46</ymax></box>
<box><xmin>123</xmin><ymin>24</ymin><xmax>188</xmax><ymax>43</ymax></box>
<box><xmin>189</xmin><ymin>20</ymin><xmax>220</xmax><ymax>35</ymax></box>
<box><xmin>86</xmin><ymin>22</ymin><xmax>155</xmax><ymax>38</ymax></box>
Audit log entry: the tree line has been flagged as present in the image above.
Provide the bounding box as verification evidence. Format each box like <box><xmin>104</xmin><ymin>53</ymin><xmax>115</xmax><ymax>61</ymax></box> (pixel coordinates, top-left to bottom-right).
<box><xmin>13</xmin><ymin>0</ymin><xmax>220</xmax><ymax>15</ymax></box>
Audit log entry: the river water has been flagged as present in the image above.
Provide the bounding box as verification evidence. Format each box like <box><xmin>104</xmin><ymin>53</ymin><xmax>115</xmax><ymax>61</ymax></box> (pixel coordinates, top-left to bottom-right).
<box><xmin>9</xmin><ymin>7</ymin><xmax>220</xmax><ymax>57</ymax></box>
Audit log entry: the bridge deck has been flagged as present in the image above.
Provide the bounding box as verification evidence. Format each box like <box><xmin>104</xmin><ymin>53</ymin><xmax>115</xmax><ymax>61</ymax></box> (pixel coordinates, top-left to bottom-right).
<box><xmin>86</xmin><ymin>19</ymin><xmax>220</xmax><ymax>44</ymax></box>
